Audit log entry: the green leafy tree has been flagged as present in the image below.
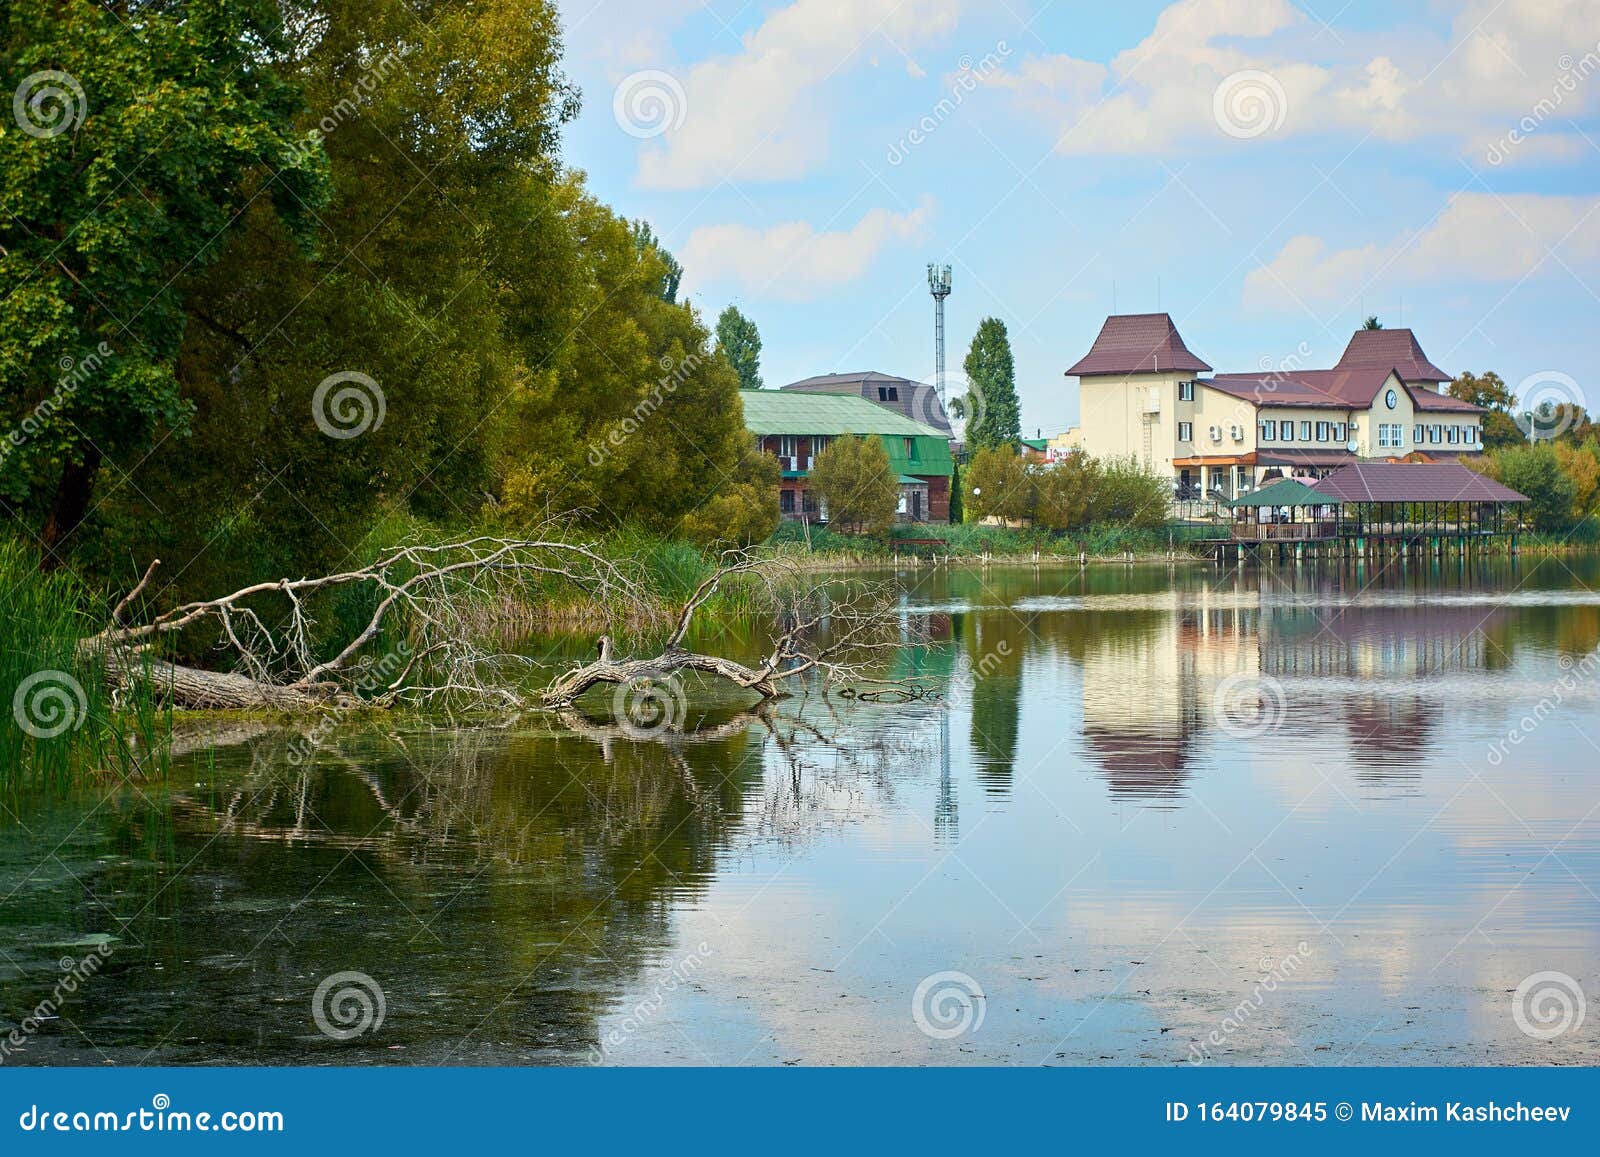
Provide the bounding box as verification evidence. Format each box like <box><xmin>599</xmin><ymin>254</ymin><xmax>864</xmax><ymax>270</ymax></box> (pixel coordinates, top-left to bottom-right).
<box><xmin>1086</xmin><ymin>456</ymin><xmax>1169</xmax><ymax>528</ymax></box>
<box><xmin>964</xmin><ymin>445</ymin><xmax>1032</xmax><ymax>524</ymax></box>
<box><xmin>1034</xmin><ymin>451</ymin><xmax>1098</xmax><ymax>530</ymax></box>
<box><xmin>809</xmin><ymin>436</ymin><xmax>897</xmax><ymax>534</ymax></box>
<box><xmin>631</xmin><ymin>221</ymin><xmax>683</xmax><ymax>303</ymax></box>
<box><xmin>1477</xmin><ymin>444</ymin><xmax>1577</xmax><ymax>531</ymax></box>
<box><xmin>1</xmin><ymin>0</ymin><xmax>330</xmax><ymax>563</ymax></box>
<box><xmin>714</xmin><ymin>306</ymin><xmax>763</xmax><ymax>391</ymax></box>
<box><xmin>962</xmin><ymin>317</ymin><xmax>1021</xmax><ymax>451</ymax></box>
<box><xmin>1363</xmin><ymin>316</ymin><xmax>1384</xmax><ymax>330</ymax></box>
<box><xmin>1449</xmin><ymin>371</ymin><xmax>1525</xmax><ymax>450</ymax></box>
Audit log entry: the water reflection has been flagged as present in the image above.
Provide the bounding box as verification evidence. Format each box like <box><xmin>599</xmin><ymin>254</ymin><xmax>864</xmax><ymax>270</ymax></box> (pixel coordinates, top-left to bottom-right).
<box><xmin>2</xmin><ymin>557</ymin><xmax>1598</xmax><ymax>1065</ymax></box>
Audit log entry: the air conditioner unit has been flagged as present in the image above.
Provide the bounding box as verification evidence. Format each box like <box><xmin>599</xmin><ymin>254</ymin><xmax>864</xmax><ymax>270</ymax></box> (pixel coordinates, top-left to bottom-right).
<box><xmin>1347</xmin><ymin>420</ymin><xmax>1359</xmax><ymax>433</ymax></box>
<box><xmin>1207</xmin><ymin>424</ymin><xmax>1222</xmax><ymax>442</ymax></box>
<box><xmin>1229</xmin><ymin>424</ymin><xmax>1244</xmax><ymax>441</ymax></box>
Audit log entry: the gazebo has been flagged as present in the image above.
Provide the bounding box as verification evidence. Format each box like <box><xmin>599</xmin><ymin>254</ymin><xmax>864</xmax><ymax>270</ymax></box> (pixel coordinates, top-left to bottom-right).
<box><xmin>1225</xmin><ymin>478</ymin><xmax>1338</xmax><ymax>541</ymax></box>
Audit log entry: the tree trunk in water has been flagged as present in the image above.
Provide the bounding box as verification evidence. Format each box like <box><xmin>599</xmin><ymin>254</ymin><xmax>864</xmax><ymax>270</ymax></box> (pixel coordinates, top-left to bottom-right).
<box><xmin>40</xmin><ymin>448</ymin><xmax>101</xmax><ymax>570</ymax></box>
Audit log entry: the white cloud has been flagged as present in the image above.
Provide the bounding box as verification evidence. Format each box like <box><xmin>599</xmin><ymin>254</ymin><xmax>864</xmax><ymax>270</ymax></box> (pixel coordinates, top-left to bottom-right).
<box><xmin>1245</xmin><ymin>192</ymin><xmax>1600</xmax><ymax>309</ymax></box>
<box><xmin>679</xmin><ymin>201</ymin><xmax>934</xmax><ymax>300</ymax></box>
<box><xmin>634</xmin><ymin>0</ymin><xmax>963</xmax><ymax>189</ymax></box>
<box><xmin>982</xmin><ymin>0</ymin><xmax>1600</xmax><ymax>160</ymax></box>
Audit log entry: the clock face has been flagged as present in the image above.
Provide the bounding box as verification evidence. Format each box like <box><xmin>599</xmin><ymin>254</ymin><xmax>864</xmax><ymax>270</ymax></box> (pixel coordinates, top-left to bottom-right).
<box><xmin>1385</xmin><ymin>388</ymin><xmax>1398</xmax><ymax>409</ymax></box>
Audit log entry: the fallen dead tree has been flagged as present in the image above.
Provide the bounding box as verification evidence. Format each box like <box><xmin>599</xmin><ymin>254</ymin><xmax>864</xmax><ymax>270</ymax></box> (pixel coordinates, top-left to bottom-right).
<box><xmin>80</xmin><ymin>535</ymin><xmax>912</xmax><ymax>714</ymax></box>
<box><xmin>539</xmin><ymin>555</ymin><xmax>907</xmax><ymax>708</ymax></box>
<box><xmin>82</xmin><ymin>532</ymin><xmax>649</xmax><ymax>709</ymax></box>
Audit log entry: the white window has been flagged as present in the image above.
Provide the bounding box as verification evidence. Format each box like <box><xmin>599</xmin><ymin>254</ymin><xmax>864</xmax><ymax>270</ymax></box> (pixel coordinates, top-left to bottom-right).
<box><xmin>1178</xmin><ymin>421</ymin><xmax>1193</xmax><ymax>442</ymax></box>
<box><xmin>1430</xmin><ymin>425</ymin><xmax>1442</xmax><ymax>443</ymax></box>
<box><xmin>1259</xmin><ymin>419</ymin><xmax>1276</xmax><ymax>441</ymax></box>
<box><xmin>1447</xmin><ymin>426</ymin><xmax>1459</xmax><ymax>444</ymax></box>
<box><xmin>1377</xmin><ymin>423</ymin><xmax>1405</xmax><ymax>448</ymax></box>
<box><xmin>1465</xmin><ymin>425</ymin><xmax>1478</xmax><ymax>445</ymax></box>
<box><xmin>1335</xmin><ymin>422</ymin><xmax>1347</xmax><ymax>441</ymax></box>
<box><xmin>1414</xmin><ymin>424</ymin><xmax>1424</xmax><ymax>443</ymax></box>
<box><xmin>1178</xmin><ymin>380</ymin><xmax>1195</xmax><ymax>402</ymax></box>
<box><xmin>778</xmin><ymin>435</ymin><xmax>797</xmax><ymax>459</ymax></box>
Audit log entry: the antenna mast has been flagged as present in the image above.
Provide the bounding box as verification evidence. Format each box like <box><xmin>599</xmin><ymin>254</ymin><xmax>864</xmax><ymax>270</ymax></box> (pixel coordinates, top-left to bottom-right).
<box><xmin>927</xmin><ymin>262</ymin><xmax>953</xmax><ymax>417</ymax></box>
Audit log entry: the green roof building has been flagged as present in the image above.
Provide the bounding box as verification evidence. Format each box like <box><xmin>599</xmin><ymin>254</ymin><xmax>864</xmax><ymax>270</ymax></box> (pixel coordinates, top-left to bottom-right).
<box><xmin>740</xmin><ymin>389</ymin><xmax>954</xmax><ymax>523</ymax></box>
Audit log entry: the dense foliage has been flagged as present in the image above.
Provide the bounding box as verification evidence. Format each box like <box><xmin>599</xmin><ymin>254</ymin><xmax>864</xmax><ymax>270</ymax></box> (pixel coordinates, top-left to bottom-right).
<box><xmin>965</xmin><ymin>447</ymin><xmax>1169</xmax><ymax>531</ymax></box>
<box><xmin>2</xmin><ymin>0</ymin><xmax>775</xmax><ymax>602</ymax></box>
<box><xmin>1474</xmin><ymin>440</ymin><xmax>1600</xmax><ymax>532</ymax></box>
<box><xmin>808</xmin><ymin>435</ymin><xmax>897</xmax><ymax>534</ymax></box>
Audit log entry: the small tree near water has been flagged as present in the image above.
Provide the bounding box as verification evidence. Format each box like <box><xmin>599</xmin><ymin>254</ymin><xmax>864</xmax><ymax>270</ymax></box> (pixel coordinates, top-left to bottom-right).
<box><xmin>810</xmin><ymin>436</ymin><xmax>898</xmax><ymax>534</ymax></box>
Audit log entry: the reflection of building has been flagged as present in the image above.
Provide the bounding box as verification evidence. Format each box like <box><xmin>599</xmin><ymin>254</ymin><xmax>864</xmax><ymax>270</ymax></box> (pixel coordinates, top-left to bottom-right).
<box><xmin>1077</xmin><ymin>590</ymin><xmax>1260</xmax><ymax>802</ymax></box>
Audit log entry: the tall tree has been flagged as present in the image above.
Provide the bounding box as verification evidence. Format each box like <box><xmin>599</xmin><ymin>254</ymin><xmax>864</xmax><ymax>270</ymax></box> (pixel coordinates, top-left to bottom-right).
<box><xmin>1363</xmin><ymin>316</ymin><xmax>1384</xmax><ymax>330</ymax></box>
<box><xmin>1449</xmin><ymin>371</ymin><xmax>1525</xmax><ymax>450</ymax></box>
<box><xmin>962</xmin><ymin>317</ymin><xmax>1021</xmax><ymax>451</ymax></box>
<box><xmin>1</xmin><ymin>0</ymin><xmax>330</xmax><ymax>565</ymax></box>
<box><xmin>714</xmin><ymin>306</ymin><xmax>763</xmax><ymax>391</ymax></box>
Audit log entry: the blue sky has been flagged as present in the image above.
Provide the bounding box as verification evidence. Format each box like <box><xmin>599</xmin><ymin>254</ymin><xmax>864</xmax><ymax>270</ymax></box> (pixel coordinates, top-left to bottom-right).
<box><xmin>553</xmin><ymin>0</ymin><xmax>1600</xmax><ymax>434</ymax></box>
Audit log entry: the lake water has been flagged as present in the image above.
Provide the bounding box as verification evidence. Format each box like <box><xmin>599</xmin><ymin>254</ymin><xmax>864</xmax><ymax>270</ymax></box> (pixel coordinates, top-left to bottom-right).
<box><xmin>4</xmin><ymin>558</ymin><xmax>1599</xmax><ymax>1066</ymax></box>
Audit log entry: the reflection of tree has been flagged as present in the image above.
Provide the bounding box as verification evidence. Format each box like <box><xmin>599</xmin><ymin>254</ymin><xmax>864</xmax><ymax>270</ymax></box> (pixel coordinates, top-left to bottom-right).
<box><xmin>963</xmin><ymin>611</ymin><xmax>1027</xmax><ymax>797</ymax></box>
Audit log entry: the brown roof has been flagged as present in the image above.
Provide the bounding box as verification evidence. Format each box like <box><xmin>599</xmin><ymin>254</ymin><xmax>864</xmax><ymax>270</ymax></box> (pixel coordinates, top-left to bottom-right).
<box><xmin>1208</xmin><ymin>367</ymin><xmax>1395</xmax><ymax>408</ymax></box>
<box><xmin>781</xmin><ymin>371</ymin><xmax>953</xmax><ymax>434</ymax></box>
<box><xmin>1066</xmin><ymin>313</ymin><xmax>1211</xmax><ymax>377</ymax></box>
<box><xmin>1208</xmin><ymin>367</ymin><xmax>1484</xmax><ymax>414</ymax></box>
<box><xmin>1256</xmin><ymin>448</ymin><xmax>1357</xmax><ymax>467</ymax></box>
<box><xmin>1334</xmin><ymin>328</ymin><xmax>1451</xmax><ymax>382</ymax></box>
<box><xmin>1312</xmin><ymin>462</ymin><xmax>1527</xmax><ymax>503</ymax></box>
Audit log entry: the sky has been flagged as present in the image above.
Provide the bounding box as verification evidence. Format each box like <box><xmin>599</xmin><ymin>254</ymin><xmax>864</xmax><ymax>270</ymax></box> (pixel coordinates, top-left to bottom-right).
<box><xmin>552</xmin><ymin>0</ymin><xmax>1600</xmax><ymax>436</ymax></box>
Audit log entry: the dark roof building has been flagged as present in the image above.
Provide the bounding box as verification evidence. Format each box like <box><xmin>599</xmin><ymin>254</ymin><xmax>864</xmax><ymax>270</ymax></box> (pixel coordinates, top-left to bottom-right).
<box><xmin>1065</xmin><ymin>313</ymin><xmax>1212</xmax><ymax>377</ymax></box>
<box><xmin>1208</xmin><ymin>367</ymin><xmax>1484</xmax><ymax>413</ymax></box>
<box><xmin>781</xmin><ymin>371</ymin><xmax>952</xmax><ymax>435</ymax></box>
<box><xmin>1334</xmin><ymin>328</ymin><xmax>1451</xmax><ymax>384</ymax></box>
<box><xmin>1311</xmin><ymin>462</ymin><xmax>1527</xmax><ymax>503</ymax></box>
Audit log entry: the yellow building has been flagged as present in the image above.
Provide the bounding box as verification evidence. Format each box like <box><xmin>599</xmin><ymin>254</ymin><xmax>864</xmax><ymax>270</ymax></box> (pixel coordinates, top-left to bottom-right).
<box><xmin>1065</xmin><ymin>315</ymin><xmax>1485</xmax><ymax>499</ymax></box>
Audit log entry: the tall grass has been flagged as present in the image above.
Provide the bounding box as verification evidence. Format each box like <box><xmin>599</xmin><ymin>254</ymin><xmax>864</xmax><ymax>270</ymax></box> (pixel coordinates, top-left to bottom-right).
<box><xmin>0</xmin><ymin>539</ymin><xmax>169</xmax><ymax>795</ymax></box>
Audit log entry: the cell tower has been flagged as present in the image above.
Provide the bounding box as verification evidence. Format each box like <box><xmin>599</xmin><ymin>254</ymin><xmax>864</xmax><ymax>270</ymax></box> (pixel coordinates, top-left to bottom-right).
<box><xmin>927</xmin><ymin>262</ymin><xmax>953</xmax><ymax>415</ymax></box>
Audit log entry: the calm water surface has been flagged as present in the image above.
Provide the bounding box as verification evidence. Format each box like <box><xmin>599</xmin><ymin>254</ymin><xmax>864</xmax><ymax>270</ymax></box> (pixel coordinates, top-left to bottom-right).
<box><xmin>5</xmin><ymin>559</ymin><xmax>1600</xmax><ymax>1066</ymax></box>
